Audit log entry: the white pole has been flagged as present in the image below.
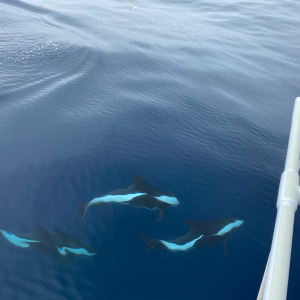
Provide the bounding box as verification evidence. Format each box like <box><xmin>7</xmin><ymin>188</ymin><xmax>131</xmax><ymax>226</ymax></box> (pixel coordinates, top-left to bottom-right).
<box><xmin>257</xmin><ymin>256</ymin><xmax>269</xmax><ymax>300</ymax></box>
<box><xmin>262</xmin><ymin>97</ymin><xmax>300</xmax><ymax>300</ymax></box>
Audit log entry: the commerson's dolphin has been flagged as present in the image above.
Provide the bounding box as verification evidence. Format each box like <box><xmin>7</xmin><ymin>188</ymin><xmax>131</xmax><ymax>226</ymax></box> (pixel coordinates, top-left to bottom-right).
<box><xmin>0</xmin><ymin>228</ymin><xmax>97</xmax><ymax>262</ymax></box>
<box><xmin>140</xmin><ymin>218</ymin><xmax>244</xmax><ymax>254</ymax></box>
<box><xmin>80</xmin><ymin>175</ymin><xmax>179</xmax><ymax>221</ymax></box>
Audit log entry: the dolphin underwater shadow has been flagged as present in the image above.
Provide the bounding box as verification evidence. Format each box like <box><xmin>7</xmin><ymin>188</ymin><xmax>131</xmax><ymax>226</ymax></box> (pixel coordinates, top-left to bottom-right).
<box><xmin>140</xmin><ymin>218</ymin><xmax>244</xmax><ymax>255</ymax></box>
<box><xmin>80</xmin><ymin>175</ymin><xmax>180</xmax><ymax>222</ymax></box>
<box><xmin>0</xmin><ymin>228</ymin><xmax>97</xmax><ymax>263</ymax></box>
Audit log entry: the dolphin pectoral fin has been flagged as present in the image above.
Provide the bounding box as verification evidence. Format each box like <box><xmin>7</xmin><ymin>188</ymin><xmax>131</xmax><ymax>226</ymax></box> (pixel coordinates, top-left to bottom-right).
<box><xmin>79</xmin><ymin>203</ymin><xmax>88</xmax><ymax>221</ymax></box>
<box><xmin>186</xmin><ymin>220</ymin><xmax>207</xmax><ymax>235</ymax></box>
<box><xmin>223</xmin><ymin>236</ymin><xmax>229</xmax><ymax>256</ymax></box>
<box><xmin>156</xmin><ymin>209</ymin><xmax>165</xmax><ymax>222</ymax></box>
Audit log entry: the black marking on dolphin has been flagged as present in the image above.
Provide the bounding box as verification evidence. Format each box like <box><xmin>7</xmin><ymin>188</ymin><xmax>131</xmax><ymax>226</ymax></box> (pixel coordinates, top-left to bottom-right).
<box><xmin>80</xmin><ymin>175</ymin><xmax>179</xmax><ymax>221</ymax></box>
<box><xmin>140</xmin><ymin>218</ymin><xmax>244</xmax><ymax>254</ymax></box>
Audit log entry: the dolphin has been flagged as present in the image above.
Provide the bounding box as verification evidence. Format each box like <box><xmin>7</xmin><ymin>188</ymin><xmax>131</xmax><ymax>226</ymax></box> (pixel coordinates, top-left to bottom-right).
<box><xmin>0</xmin><ymin>228</ymin><xmax>97</xmax><ymax>262</ymax></box>
<box><xmin>80</xmin><ymin>175</ymin><xmax>179</xmax><ymax>221</ymax></box>
<box><xmin>34</xmin><ymin>228</ymin><xmax>97</xmax><ymax>262</ymax></box>
<box><xmin>140</xmin><ymin>218</ymin><xmax>244</xmax><ymax>254</ymax></box>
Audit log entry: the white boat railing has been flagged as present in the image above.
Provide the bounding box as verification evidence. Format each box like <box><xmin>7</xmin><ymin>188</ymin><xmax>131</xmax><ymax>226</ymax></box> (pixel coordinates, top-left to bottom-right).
<box><xmin>257</xmin><ymin>97</ymin><xmax>300</xmax><ymax>300</ymax></box>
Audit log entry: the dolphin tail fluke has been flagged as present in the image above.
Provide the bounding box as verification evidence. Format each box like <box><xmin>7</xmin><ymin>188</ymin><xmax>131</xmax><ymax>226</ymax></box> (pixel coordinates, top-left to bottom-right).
<box><xmin>156</xmin><ymin>208</ymin><xmax>165</xmax><ymax>222</ymax></box>
<box><xmin>79</xmin><ymin>203</ymin><xmax>88</xmax><ymax>221</ymax></box>
<box><xmin>139</xmin><ymin>233</ymin><xmax>157</xmax><ymax>252</ymax></box>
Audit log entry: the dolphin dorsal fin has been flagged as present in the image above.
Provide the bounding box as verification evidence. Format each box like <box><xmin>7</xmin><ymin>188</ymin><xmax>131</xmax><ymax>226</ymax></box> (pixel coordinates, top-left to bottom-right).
<box><xmin>36</xmin><ymin>227</ymin><xmax>49</xmax><ymax>236</ymax></box>
<box><xmin>186</xmin><ymin>220</ymin><xmax>207</xmax><ymax>234</ymax></box>
<box><xmin>186</xmin><ymin>220</ymin><xmax>205</xmax><ymax>229</ymax></box>
<box><xmin>132</xmin><ymin>175</ymin><xmax>150</xmax><ymax>192</ymax></box>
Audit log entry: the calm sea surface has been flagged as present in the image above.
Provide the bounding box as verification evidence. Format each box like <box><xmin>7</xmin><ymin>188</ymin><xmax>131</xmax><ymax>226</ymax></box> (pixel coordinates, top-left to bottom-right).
<box><xmin>0</xmin><ymin>0</ymin><xmax>300</xmax><ymax>299</ymax></box>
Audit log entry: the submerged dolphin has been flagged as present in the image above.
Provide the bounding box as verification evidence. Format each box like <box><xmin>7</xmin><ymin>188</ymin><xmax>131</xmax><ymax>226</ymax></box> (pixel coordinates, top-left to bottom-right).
<box><xmin>0</xmin><ymin>228</ymin><xmax>97</xmax><ymax>262</ymax></box>
<box><xmin>140</xmin><ymin>218</ymin><xmax>244</xmax><ymax>254</ymax></box>
<box><xmin>34</xmin><ymin>228</ymin><xmax>97</xmax><ymax>262</ymax></box>
<box><xmin>80</xmin><ymin>175</ymin><xmax>179</xmax><ymax>221</ymax></box>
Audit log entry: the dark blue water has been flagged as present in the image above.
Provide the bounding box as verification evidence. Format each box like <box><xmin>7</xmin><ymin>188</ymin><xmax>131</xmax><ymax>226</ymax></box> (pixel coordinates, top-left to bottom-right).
<box><xmin>0</xmin><ymin>0</ymin><xmax>300</xmax><ymax>299</ymax></box>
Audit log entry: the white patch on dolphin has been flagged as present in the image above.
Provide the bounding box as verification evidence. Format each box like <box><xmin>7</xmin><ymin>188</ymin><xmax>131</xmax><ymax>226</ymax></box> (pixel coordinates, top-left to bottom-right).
<box><xmin>0</xmin><ymin>229</ymin><xmax>40</xmax><ymax>248</ymax></box>
<box><xmin>160</xmin><ymin>235</ymin><xmax>204</xmax><ymax>251</ymax></box>
<box><xmin>57</xmin><ymin>246</ymin><xmax>97</xmax><ymax>256</ymax></box>
<box><xmin>215</xmin><ymin>220</ymin><xmax>244</xmax><ymax>236</ymax></box>
<box><xmin>155</xmin><ymin>195</ymin><xmax>180</xmax><ymax>206</ymax></box>
<box><xmin>89</xmin><ymin>193</ymin><xmax>146</xmax><ymax>206</ymax></box>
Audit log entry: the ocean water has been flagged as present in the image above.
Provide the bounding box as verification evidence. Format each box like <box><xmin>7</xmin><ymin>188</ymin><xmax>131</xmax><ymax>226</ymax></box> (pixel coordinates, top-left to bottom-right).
<box><xmin>0</xmin><ymin>0</ymin><xmax>300</xmax><ymax>299</ymax></box>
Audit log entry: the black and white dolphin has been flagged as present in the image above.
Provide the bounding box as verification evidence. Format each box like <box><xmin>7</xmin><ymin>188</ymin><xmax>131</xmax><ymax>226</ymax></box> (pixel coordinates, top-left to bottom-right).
<box><xmin>140</xmin><ymin>218</ymin><xmax>244</xmax><ymax>254</ymax></box>
<box><xmin>80</xmin><ymin>175</ymin><xmax>179</xmax><ymax>221</ymax></box>
<box><xmin>0</xmin><ymin>228</ymin><xmax>97</xmax><ymax>262</ymax></box>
